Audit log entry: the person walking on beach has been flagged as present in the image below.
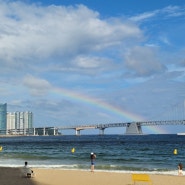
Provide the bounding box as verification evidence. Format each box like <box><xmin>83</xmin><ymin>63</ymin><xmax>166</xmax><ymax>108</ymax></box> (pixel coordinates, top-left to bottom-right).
<box><xmin>90</xmin><ymin>152</ymin><xmax>96</xmax><ymax>172</ymax></box>
<box><xmin>178</xmin><ymin>163</ymin><xmax>183</xmax><ymax>176</ymax></box>
<box><xmin>22</xmin><ymin>161</ymin><xmax>35</xmax><ymax>178</ymax></box>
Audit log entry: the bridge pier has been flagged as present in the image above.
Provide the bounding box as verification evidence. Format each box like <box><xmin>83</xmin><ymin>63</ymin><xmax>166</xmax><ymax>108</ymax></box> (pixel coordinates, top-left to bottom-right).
<box><xmin>125</xmin><ymin>123</ymin><xmax>143</xmax><ymax>135</ymax></box>
<box><xmin>43</xmin><ymin>127</ymin><xmax>46</xmax><ymax>136</ymax></box>
<box><xmin>99</xmin><ymin>128</ymin><xmax>105</xmax><ymax>135</ymax></box>
<box><xmin>33</xmin><ymin>128</ymin><xmax>38</xmax><ymax>135</ymax></box>
<box><xmin>55</xmin><ymin>128</ymin><xmax>59</xmax><ymax>135</ymax></box>
<box><xmin>53</xmin><ymin>128</ymin><xmax>57</xmax><ymax>136</ymax></box>
<box><xmin>33</xmin><ymin>128</ymin><xmax>36</xmax><ymax>135</ymax></box>
<box><xmin>75</xmin><ymin>129</ymin><xmax>81</xmax><ymax>136</ymax></box>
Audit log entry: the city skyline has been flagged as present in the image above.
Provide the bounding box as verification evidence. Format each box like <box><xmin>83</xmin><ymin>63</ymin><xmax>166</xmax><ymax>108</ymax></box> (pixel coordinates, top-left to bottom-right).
<box><xmin>1</xmin><ymin>102</ymin><xmax>185</xmax><ymax>135</ymax></box>
<box><xmin>0</xmin><ymin>103</ymin><xmax>33</xmax><ymax>135</ymax></box>
<box><xmin>0</xmin><ymin>1</ymin><xmax>185</xmax><ymax>134</ymax></box>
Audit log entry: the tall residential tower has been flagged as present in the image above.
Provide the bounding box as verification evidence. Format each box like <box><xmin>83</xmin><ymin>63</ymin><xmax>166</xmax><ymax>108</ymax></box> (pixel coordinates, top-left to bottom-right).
<box><xmin>7</xmin><ymin>111</ymin><xmax>33</xmax><ymax>134</ymax></box>
<box><xmin>0</xmin><ymin>103</ymin><xmax>7</xmax><ymax>134</ymax></box>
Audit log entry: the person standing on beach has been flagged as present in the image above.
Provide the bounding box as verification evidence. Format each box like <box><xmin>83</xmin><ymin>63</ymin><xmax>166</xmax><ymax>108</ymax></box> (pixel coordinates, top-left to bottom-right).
<box><xmin>90</xmin><ymin>152</ymin><xmax>96</xmax><ymax>172</ymax></box>
<box><xmin>178</xmin><ymin>163</ymin><xmax>183</xmax><ymax>176</ymax></box>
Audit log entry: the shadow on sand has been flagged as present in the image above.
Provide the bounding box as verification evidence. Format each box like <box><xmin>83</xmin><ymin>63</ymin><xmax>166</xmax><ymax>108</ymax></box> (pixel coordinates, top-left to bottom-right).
<box><xmin>0</xmin><ymin>167</ymin><xmax>37</xmax><ymax>185</ymax></box>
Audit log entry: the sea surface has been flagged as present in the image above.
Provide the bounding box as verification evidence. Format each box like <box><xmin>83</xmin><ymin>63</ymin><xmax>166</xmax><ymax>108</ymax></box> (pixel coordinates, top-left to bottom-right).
<box><xmin>0</xmin><ymin>134</ymin><xmax>185</xmax><ymax>175</ymax></box>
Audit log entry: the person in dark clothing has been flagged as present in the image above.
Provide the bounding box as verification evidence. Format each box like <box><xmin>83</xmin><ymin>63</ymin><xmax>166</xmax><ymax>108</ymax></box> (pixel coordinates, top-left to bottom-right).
<box><xmin>90</xmin><ymin>152</ymin><xmax>96</xmax><ymax>172</ymax></box>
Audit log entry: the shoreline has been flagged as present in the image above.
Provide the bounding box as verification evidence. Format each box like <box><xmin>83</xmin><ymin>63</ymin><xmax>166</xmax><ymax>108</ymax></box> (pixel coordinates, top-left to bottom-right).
<box><xmin>0</xmin><ymin>165</ymin><xmax>179</xmax><ymax>175</ymax></box>
<box><xmin>0</xmin><ymin>167</ymin><xmax>185</xmax><ymax>185</ymax></box>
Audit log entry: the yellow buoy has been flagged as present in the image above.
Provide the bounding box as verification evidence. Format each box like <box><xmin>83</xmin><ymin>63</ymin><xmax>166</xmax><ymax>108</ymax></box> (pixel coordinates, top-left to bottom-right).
<box><xmin>173</xmin><ymin>149</ymin><xmax>177</xmax><ymax>155</ymax></box>
<box><xmin>71</xmin><ymin>148</ymin><xmax>75</xmax><ymax>153</ymax></box>
<box><xmin>0</xmin><ymin>146</ymin><xmax>2</xmax><ymax>151</ymax></box>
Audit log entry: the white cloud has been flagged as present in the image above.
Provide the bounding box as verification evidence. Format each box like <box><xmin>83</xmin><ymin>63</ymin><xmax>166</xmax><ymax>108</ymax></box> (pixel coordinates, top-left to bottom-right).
<box><xmin>130</xmin><ymin>5</ymin><xmax>185</xmax><ymax>22</ymax></box>
<box><xmin>70</xmin><ymin>55</ymin><xmax>116</xmax><ymax>75</ymax></box>
<box><xmin>23</xmin><ymin>75</ymin><xmax>51</xmax><ymax>96</ymax></box>
<box><xmin>124</xmin><ymin>46</ymin><xmax>166</xmax><ymax>77</ymax></box>
<box><xmin>130</xmin><ymin>12</ymin><xmax>157</xmax><ymax>22</ymax></box>
<box><xmin>0</xmin><ymin>2</ymin><xmax>142</xmax><ymax>67</ymax></box>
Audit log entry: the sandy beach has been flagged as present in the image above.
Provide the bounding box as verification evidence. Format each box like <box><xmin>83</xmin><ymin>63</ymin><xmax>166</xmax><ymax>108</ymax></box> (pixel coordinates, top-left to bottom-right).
<box><xmin>0</xmin><ymin>167</ymin><xmax>185</xmax><ymax>185</ymax></box>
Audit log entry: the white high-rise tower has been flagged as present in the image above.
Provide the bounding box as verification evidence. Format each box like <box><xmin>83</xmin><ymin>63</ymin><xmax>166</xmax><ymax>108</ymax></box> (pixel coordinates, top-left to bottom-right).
<box><xmin>6</xmin><ymin>111</ymin><xmax>33</xmax><ymax>135</ymax></box>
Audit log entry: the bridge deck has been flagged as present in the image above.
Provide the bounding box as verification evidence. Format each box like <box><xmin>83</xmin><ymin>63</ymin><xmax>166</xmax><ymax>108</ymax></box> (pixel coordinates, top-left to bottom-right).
<box><xmin>1</xmin><ymin>120</ymin><xmax>185</xmax><ymax>136</ymax></box>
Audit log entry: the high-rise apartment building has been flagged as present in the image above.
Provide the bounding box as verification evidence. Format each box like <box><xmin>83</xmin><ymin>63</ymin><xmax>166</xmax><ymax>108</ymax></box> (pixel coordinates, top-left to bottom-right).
<box><xmin>23</xmin><ymin>111</ymin><xmax>33</xmax><ymax>129</ymax></box>
<box><xmin>6</xmin><ymin>112</ymin><xmax>16</xmax><ymax>130</ymax></box>
<box><xmin>0</xmin><ymin>103</ymin><xmax>33</xmax><ymax>135</ymax></box>
<box><xmin>7</xmin><ymin>111</ymin><xmax>33</xmax><ymax>134</ymax></box>
<box><xmin>0</xmin><ymin>103</ymin><xmax>7</xmax><ymax>134</ymax></box>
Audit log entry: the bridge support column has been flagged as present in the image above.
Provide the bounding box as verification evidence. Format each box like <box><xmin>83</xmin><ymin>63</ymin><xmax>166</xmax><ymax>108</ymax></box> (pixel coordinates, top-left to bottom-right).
<box><xmin>125</xmin><ymin>123</ymin><xmax>143</xmax><ymax>135</ymax></box>
<box><xmin>33</xmin><ymin>128</ymin><xmax>36</xmax><ymax>136</ymax></box>
<box><xmin>35</xmin><ymin>129</ymin><xmax>38</xmax><ymax>136</ymax></box>
<box><xmin>75</xmin><ymin>129</ymin><xmax>81</xmax><ymax>136</ymax></box>
<box><xmin>53</xmin><ymin>128</ymin><xmax>58</xmax><ymax>136</ymax></box>
<box><xmin>43</xmin><ymin>128</ymin><xmax>45</xmax><ymax>136</ymax></box>
<box><xmin>99</xmin><ymin>128</ymin><xmax>105</xmax><ymax>135</ymax></box>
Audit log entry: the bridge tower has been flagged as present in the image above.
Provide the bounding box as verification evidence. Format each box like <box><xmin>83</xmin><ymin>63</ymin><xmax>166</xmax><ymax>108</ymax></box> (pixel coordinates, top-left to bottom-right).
<box><xmin>125</xmin><ymin>123</ymin><xmax>143</xmax><ymax>135</ymax></box>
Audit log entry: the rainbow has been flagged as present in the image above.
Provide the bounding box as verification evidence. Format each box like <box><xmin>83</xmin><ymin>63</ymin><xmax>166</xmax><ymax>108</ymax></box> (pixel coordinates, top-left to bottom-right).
<box><xmin>51</xmin><ymin>87</ymin><xmax>167</xmax><ymax>134</ymax></box>
<box><xmin>143</xmin><ymin>126</ymin><xmax>168</xmax><ymax>134</ymax></box>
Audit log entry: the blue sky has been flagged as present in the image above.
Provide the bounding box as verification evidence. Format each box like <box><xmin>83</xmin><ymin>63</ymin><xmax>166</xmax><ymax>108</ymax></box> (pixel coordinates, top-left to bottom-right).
<box><xmin>0</xmin><ymin>0</ymin><xmax>185</xmax><ymax>134</ymax></box>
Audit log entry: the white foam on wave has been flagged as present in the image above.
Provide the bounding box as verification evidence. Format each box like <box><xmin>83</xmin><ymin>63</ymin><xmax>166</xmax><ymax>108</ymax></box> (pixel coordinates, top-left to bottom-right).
<box><xmin>0</xmin><ymin>163</ymin><xmax>178</xmax><ymax>176</ymax></box>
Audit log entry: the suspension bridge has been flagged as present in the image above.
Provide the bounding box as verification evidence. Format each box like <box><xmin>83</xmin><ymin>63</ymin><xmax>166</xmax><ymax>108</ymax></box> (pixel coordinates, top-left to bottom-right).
<box><xmin>57</xmin><ymin>119</ymin><xmax>185</xmax><ymax>135</ymax></box>
<box><xmin>1</xmin><ymin>119</ymin><xmax>185</xmax><ymax>136</ymax></box>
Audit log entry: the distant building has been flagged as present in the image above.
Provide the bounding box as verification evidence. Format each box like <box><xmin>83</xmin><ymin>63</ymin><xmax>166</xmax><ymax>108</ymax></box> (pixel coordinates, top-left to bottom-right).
<box><xmin>7</xmin><ymin>111</ymin><xmax>33</xmax><ymax>135</ymax></box>
<box><xmin>0</xmin><ymin>103</ymin><xmax>33</xmax><ymax>135</ymax></box>
<box><xmin>0</xmin><ymin>103</ymin><xmax>7</xmax><ymax>134</ymax></box>
<box><xmin>6</xmin><ymin>112</ymin><xmax>16</xmax><ymax>130</ymax></box>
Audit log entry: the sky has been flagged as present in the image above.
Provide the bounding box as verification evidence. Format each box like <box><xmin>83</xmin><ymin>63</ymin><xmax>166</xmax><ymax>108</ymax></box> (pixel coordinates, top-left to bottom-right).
<box><xmin>0</xmin><ymin>0</ymin><xmax>185</xmax><ymax>134</ymax></box>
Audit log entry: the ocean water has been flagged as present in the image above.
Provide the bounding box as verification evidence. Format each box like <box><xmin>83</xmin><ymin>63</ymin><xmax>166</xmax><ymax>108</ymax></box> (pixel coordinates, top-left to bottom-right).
<box><xmin>0</xmin><ymin>134</ymin><xmax>184</xmax><ymax>175</ymax></box>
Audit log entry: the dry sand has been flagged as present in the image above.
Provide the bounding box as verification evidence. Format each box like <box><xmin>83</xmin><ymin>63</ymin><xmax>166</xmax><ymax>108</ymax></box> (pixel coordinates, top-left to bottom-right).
<box><xmin>0</xmin><ymin>167</ymin><xmax>185</xmax><ymax>185</ymax></box>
